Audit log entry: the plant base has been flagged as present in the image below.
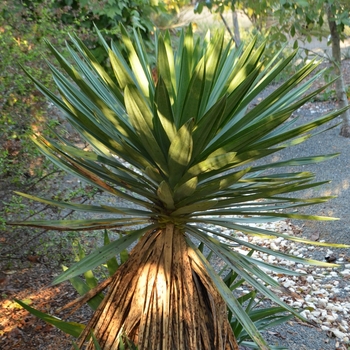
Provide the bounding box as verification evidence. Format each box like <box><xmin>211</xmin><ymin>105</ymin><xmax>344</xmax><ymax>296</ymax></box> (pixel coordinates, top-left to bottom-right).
<box><xmin>76</xmin><ymin>224</ymin><xmax>238</xmax><ymax>350</ymax></box>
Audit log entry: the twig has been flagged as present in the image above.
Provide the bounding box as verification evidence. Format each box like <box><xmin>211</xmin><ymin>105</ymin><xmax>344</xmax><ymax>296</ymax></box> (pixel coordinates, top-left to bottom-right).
<box><xmin>23</xmin><ymin>204</ymin><xmax>51</xmax><ymax>221</ymax></box>
<box><xmin>219</xmin><ymin>13</ymin><xmax>236</xmax><ymax>45</ymax></box>
<box><xmin>25</xmin><ymin>169</ymin><xmax>63</xmax><ymax>192</ymax></box>
<box><xmin>0</xmin><ymin>256</ymin><xmax>24</xmax><ymax>260</ymax></box>
<box><xmin>298</xmin><ymin>46</ymin><xmax>332</xmax><ymax>61</ymax></box>
<box><xmin>294</xmin><ymin>319</ymin><xmax>319</xmax><ymax>329</ymax></box>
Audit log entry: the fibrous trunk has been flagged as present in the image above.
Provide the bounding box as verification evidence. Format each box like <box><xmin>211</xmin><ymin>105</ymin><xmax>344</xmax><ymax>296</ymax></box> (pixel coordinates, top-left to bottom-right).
<box><xmin>76</xmin><ymin>224</ymin><xmax>238</xmax><ymax>350</ymax></box>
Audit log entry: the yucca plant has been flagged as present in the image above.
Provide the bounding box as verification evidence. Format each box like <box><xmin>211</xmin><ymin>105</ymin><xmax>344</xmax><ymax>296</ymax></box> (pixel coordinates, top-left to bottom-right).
<box><xmin>9</xmin><ymin>25</ymin><xmax>349</xmax><ymax>349</ymax></box>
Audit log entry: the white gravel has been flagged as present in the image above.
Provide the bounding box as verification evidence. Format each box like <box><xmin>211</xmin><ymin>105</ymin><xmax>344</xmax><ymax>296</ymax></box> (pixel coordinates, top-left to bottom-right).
<box><xmin>206</xmin><ymin>218</ymin><xmax>350</xmax><ymax>348</ymax></box>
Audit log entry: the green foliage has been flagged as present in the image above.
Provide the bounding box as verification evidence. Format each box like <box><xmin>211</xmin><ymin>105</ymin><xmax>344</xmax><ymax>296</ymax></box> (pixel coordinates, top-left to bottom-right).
<box><xmin>0</xmin><ymin>0</ymin><xmax>167</xmax><ymax>187</ymax></box>
<box><xmin>272</xmin><ymin>0</ymin><xmax>350</xmax><ymax>45</ymax></box>
<box><xmin>196</xmin><ymin>0</ymin><xmax>350</xmax><ymax>42</ymax></box>
<box><xmin>8</xmin><ymin>26</ymin><xmax>349</xmax><ymax>348</ymax></box>
<box><xmin>314</xmin><ymin>85</ymin><xmax>350</xmax><ymax>102</ymax></box>
<box><xmin>53</xmin><ymin>0</ymin><xmax>159</xmax><ymax>32</ymax></box>
<box><xmin>20</xmin><ymin>0</ymin><xmax>167</xmax><ymax>64</ymax></box>
<box><xmin>194</xmin><ymin>0</ymin><xmax>350</xmax><ymax>81</ymax></box>
<box><xmin>224</xmin><ymin>271</ymin><xmax>293</xmax><ymax>348</ymax></box>
<box><xmin>0</xmin><ymin>0</ymin><xmax>68</xmax><ymax>185</ymax></box>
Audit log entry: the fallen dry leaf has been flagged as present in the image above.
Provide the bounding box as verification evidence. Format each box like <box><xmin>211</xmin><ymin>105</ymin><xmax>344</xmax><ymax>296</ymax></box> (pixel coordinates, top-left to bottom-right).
<box><xmin>27</xmin><ymin>256</ymin><xmax>41</xmax><ymax>263</ymax></box>
<box><xmin>310</xmin><ymin>231</ymin><xmax>320</xmax><ymax>241</ymax></box>
<box><xmin>325</xmin><ymin>255</ymin><xmax>337</xmax><ymax>263</ymax></box>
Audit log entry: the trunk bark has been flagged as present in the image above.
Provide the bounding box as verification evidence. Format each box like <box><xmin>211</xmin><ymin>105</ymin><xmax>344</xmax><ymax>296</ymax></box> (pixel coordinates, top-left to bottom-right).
<box><xmin>232</xmin><ymin>10</ymin><xmax>241</xmax><ymax>48</ymax></box>
<box><xmin>76</xmin><ymin>225</ymin><xmax>239</xmax><ymax>350</ymax></box>
<box><xmin>327</xmin><ymin>5</ymin><xmax>350</xmax><ymax>137</ymax></box>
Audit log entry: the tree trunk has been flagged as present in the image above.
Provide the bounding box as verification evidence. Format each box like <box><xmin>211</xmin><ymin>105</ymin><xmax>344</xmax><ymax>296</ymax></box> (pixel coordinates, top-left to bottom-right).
<box><xmin>232</xmin><ymin>10</ymin><xmax>241</xmax><ymax>48</ymax></box>
<box><xmin>76</xmin><ymin>225</ymin><xmax>239</xmax><ymax>350</ymax></box>
<box><xmin>327</xmin><ymin>5</ymin><xmax>350</xmax><ymax>137</ymax></box>
<box><xmin>220</xmin><ymin>13</ymin><xmax>236</xmax><ymax>47</ymax></box>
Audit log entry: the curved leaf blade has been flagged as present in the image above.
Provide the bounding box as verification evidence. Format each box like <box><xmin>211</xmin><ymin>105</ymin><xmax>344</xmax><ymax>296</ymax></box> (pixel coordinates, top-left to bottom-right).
<box><xmin>53</xmin><ymin>225</ymin><xmax>157</xmax><ymax>285</ymax></box>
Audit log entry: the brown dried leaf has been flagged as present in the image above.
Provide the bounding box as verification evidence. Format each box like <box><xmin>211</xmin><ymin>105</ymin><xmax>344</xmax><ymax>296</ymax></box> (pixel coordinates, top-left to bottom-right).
<box><xmin>310</xmin><ymin>231</ymin><xmax>320</xmax><ymax>241</ymax></box>
<box><xmin>27</xmin><ymin>255</ymin><xmax>41</xmax><ymax>263</ymax></box>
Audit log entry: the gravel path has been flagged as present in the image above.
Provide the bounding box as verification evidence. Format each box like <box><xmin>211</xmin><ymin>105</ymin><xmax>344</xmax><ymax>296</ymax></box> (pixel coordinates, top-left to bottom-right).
<box><xmin>261</xmin><ymin>98</ymin><xmax>350</xmax><ymax>247</ymax></box>
<box><xmin>248</xmin><ymin>93</ymin><xmax>350</xmax><ymax>349</ymax></box>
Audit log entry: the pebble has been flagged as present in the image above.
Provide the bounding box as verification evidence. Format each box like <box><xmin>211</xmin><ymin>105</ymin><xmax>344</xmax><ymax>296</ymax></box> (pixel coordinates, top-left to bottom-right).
<box><xmin>332</xmin><ymin>329</ymin><xmax>346</xmax><ymax>339</ymax></box>
<box><xmin>306</xmin><ymin>276</ymin><xmax>314</xmax><ymax>283</ymax></box>
<box><xmin>283</xmin><ymin>280</ymin><xmax>294</xmax><ymax>288</ymax></box>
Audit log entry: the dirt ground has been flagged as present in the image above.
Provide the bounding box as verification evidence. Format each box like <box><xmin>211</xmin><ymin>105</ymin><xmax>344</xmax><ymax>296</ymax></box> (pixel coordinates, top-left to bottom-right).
<box><xmin>0</xmin><ymin>269</ymin><xmax>91</xmax><ymax>349</ymax></box>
